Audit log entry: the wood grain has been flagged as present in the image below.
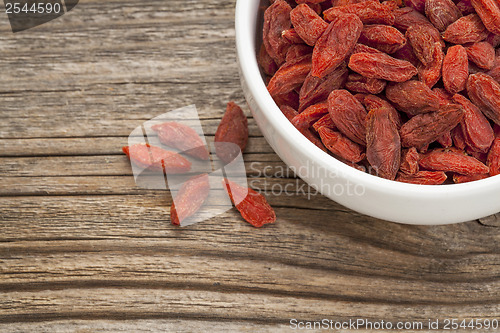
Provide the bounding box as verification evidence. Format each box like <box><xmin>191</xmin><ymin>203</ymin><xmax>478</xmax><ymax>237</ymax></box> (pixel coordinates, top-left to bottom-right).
<box><xmin>1</xmin><ymin>0</ymin><xmax>499</xmax><ymax>331</ymax></box>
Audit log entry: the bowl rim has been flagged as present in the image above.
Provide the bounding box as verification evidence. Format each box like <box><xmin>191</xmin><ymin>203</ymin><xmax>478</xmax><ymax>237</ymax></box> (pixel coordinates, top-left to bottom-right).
<box><xmin>234</xmin><ymin>0</ymin><xmax>500</xmax><ymax>199</ymax></box>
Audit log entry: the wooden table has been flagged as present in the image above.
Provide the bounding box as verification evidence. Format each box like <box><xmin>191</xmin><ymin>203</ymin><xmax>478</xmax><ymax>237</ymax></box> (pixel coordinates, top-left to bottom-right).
<box><xmin>1</xmin><ymin>1</ymin><xmax>499</xmax><ymax>331</ymax></box>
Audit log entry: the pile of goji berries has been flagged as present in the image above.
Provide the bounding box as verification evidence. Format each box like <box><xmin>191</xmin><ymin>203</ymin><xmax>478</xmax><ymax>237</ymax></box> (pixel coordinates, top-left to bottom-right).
<box><xmin>123</xmin><ymin>102</ymin><xmax>276</xmax><ymax>227</ymax></box>
<box><xmin>259</xmin><ymin>0</ymin><xmax>500</xmax><ymax>184</ymax></box>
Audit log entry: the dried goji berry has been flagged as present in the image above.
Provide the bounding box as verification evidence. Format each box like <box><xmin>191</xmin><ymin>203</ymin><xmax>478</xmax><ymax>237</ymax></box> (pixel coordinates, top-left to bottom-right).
<box><xmin>425</xmin><ymin>0</ymin><xmax>463</xmax><ymax>32</ymax></box>
<box><xmin>442</xmin><ymin>45</ymin><xmax>469</xmax><ymax>95</ymax></box>
<box><xmin>311</xmin><ymin>13</ymin><xmax>363</xmax><ymax>78</ymax></box>
<box><xmin>298</xmin><ymin>63</ymin><xmax>348</xmax><ymax>111</ymax></box>
<box><xmin>419</xmin><ymin>148</ymin><xmax>489</xmax><ymax>174</ymax></box>
<box><xmin>385</xmin><ymin>80</ymin><xmax>442</xmax><ymax>115</ymax></box>
<box><xmin>394</xmin><ymin>7</ymin><xmax>434</xmax><ymax>32</ymax></box>
<box><xmin>453</xmin><ymin>173</ymin><xmax>489</xmax><ymax>183</ymax></box>
<box><xmin>396</xmin><ymin>171</ymin><xmax>448</xmax><ymax>185</ymax></box>
<box><xmin>292</xmin><ymin>101</ymin><xmax>329</xmax><ymax>128</ymax></box>
<box><xmin>345</xmin><ymin>74</ymin><xmax>387</xmax><ymax>94</ymax></box>
<box><xmin>443</xmin><ymin>14</ymin><xmax>490</xmax><ymax>44</ymax></box>
<box><xmin>223</xmin><ymin>179</ymin><xmax>276</xmax><ymax>228</ymax></box>
<box><xmin>400</xmin><ymin>104</ymin><xmax>464</xmax><ymax>150</ymax></box>
<box><xmin>366</xmin><ymin>104</ymin><xmax>401</xmax><ymax>180</ymax></box>
<box><xmin>452</xmin><ymin>125</ymin><xmax>468</xmax><ymax>150</ymax></box>
<box><xmin>470</xmin><ymin>0</ymin><xmax>500</xmax><ymax>35</ymax></box>
<box><xmin>437</xmin><ymin>131</ymin><xmax>454</xmax><ymax>148</ymax></box>
<box><xmin>285</xmin><ymin>44</ymin><xmax>313</xmax><ymax>63</ymax></box>
<box><xmin>358</xmin><ymin>24</ymin><xmax>407</xmax><ymax>54</ymax></box>
<box><xmin>406</xmin><ymin>25</ymin><xmax>444</xmax><ymax>66</ymax></box>
<box><xmin>324</xmin><ymin>0</ymin><xmax>395</xmax><ymax>25</ymax></box>
<box><xmin>487</xmin><ymin>127</ymin><xmax>500</xmax><ymax>176</ymax></box>
<box><xmin>123</xmin><ymin>143</ymin><xmax>192</xmax><ymax>173</ymax></box>
<box><xmin>328</xmin><ymin>89</ymin><xmax>367</xmax><ymax>145</ymax></box>
<box><xmin>400</xmin><ymin>147</ymin><xmax>420</xmax><ymax>175</ymax></box>
<box><xmin>352</xmin><ymin>43</ymin><xmax>384</xmax><ymax>55</ymax></box>
<box><xmin>466</xmin><ymin>41</ymin><xmax>496</xmax><ymax>70</ymax></box>
<box><xmin>273</xmin><ymin>90</ymin><xmax>300</xmax><ymax>110</ymax></box>
<box><xmin>267</xmin><ymin>54</ymin><xmax>312</xmax><ymax>97</ymax></box>
<box><xmin>418</xmin><ymin>42</ymin><xmax>444</xmax><ymax>88</ymax></box>
<box><xmin>312</xmin><ymin>113</ymin><xmax>336</xmax><ymax>132</ymax></box>
<box><xmin>404</xmin><ymin>0</ymin><xmax>426</xmax><ymax>13</ymax></box>
<box><xmin>393</xmin><ymin>43</ymin><xmax>421</xmax><ymax>68</ymax></box>
<box><xmin>282</xmin><ymin>28</ymin><xmax>305</xmax><ymax>44</ymax></box>
<box><xmin>290</xmin><ymin>4</ymin><xmax>329</xmax><ymax>46</ymax></box>
<box><xmin>456</xmin><ymin>0</ymin><xmax>476</xmax><ymax>15</ymax></box>
<box><xmin>487</xmin><ymin>32</ymin><xmax>500</xmax><ymax>47</ymax></box>
<box><xmin>281</xmin><ymin>105</ymin><xmax>328</xmax><ymax>151</ymax></box>
<box><xmin>467</xmin><ymin>73</ymin><xmax>500</xmax><ymax>125</ymax></box>
<box><xmin>348</xmin><ymin>52</ymin><xmax>418</xmax><ymax>82</ymax></box>
<box><xmin>318</xmin><ymin>126</ymin><xmax>365</xmax><ymax>163</ymax></box>
<box><xmin>433</xmin><ymin>87</ymin><xmax>454</xmax><ymax>106</ymax></box>
<box><xmin>171</xmin><ymin>173</ymin><xmax>210</xmax><ymax>226</ymax></box>
<box><xmin>258</xmin><ymin>44</ymin><xmax>278</xmax><ymax>76</ymax></box>
<box><xmin>214</xmin><ymin>102</ymin><xmax>249</xmax><ymax>164</ymax></box>
<box><xmin>452</xmin><ymin>94</ymin><xmax>494</xmax><ymax>153</ymax></box>
<box><xmin>151</xmin><ymin>122</ymin><xmax>209</xmax><ymax>160</ymax></box>
<box><xmin>263</xmin><ymin>0</ymin><xmax>293</xmax><ymax>65</ymax></box>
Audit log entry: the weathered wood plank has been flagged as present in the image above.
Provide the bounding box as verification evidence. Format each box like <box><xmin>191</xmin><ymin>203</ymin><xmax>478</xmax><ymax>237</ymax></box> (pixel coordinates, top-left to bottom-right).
<box><xmin>0</xmin><ymin>195</ymin><xmax>499</xmax><ymax>280</ymax></box>
<box><xmin>1</xmin><ymin>241</ymin><xmax>500</xmax><ymax>304</ymax></box>
<box><xmin>0</xmin><ymin>136</ymin><xmax>275</xmax><ymax>157</ymax></box>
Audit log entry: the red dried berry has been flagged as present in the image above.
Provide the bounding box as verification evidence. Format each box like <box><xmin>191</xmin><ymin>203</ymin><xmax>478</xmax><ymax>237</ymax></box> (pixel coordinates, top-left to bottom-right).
<box><xmin>452</xmin><ymin>94</ymin><xmax>494</xmax><ymax>153</ymax></box>
<box><xmin>400</xmin><ymin>104</ymin><xmax>464</xmax><ymax>150</ymax></box>
<box><xmin>358</xmin><ymin>24</ymin><xmax>407</xmax><ymax>54</ymax></box>
<box><xmin>470</xmin><ymin>0</ymin><xmax>500</xmax><ymax>35</ymax></box>
<box><xmin>328</xmin><ymin>89</ymin><xmax>367</xmax><ymax>145</ymax></box>
<box><xmin>267</xmin><ymin>54</ymin><xmax>312</xmax><ymax>97</ymax></box>
<box><xmin>425</xmin><ymin>0</ymin><xmax>463</xmax><ymax>32</ymax></box>
<box><xmin>419</xmin><ymin>148</ymin><xmax>489</xmax><ymax>175</ymax></box>
<box><xmin>311</xmin><ymin>13</ymin><xmax>363</xmax><ymax>78</ymax></box>
<box><xmin>348</xmin><ymin>52</ymin><xmax>418</xmax><ymax>82</ymax></box>
<box><xmin>466</xmin><ymin>41</ymin><xmax>496</xmax><ymax>70</ymax></box>
<box><xmin>443</xmin><ymin>14</ymin><xmax>490</xmax><ymax>44</ymax></box>
<box><xmin>467</xmin><ymin>73</ymin><xmax>500</xmax><ymax>125</ymax></box>
<box><xmin>396</xmin><ymin>171</ymin><xmax>448</xmax><ymax>185</ymax></box>
<box><xmin>223</xmin><ymin>179</ymin><xmax>276</xmax><ymax>228</ymax></box>
<box><xmin>123</xmin><ymin>144</ymin><xmax>192</xmax><ymax>173</ymax></box>
<box><xmin>318</xmin><ymin>126</ymin><xmax>365</xmax><ymax>163</ymax></box>
<box><xmin>214</xmin><ymin>102</ymin><xmax>249</xmax><ymax>164</ymax></box>
<box><xmin>171</xmin><ymin>174</ymin><xmax>210</xmax><ymax>226</ymax></box>
<box><xmin>151</xmin><ymin>122</ymin><xmax>209</xmax><ymax>160</ymax></box>
<box><xmin>345</xmin><ymin>74</ymin><xmax>387</xmax><ymax>94</ymax></box>
<box><xmin>324</xmin><ymin>0</ymin><xmax>395</xmax><ymax>25</ymax></box>
<box><xmin>385</xmin><ymin>80</ymin><xmax>442</xmax><ymax>115</ymax></box>
<box><xmin>366</xmin><ymin>104</ymin><xmax>401</xmax><ymax>180</ymax></box>
<box><xmin>418</xmin><ymin>42</ymin><xmax>444</xmax><ymax>88</ymax></box>
<box><xmin>290</xmin><ymin>4</ymin><xmax>329</xmax><ymax>46</ymax></box>
<box><xmin>400</xmin><ymin>147</ymin><xmax>420</xmax><ymax>175</ymax></box>
<box><xmin>442</xmin><ymin>45</ymin><xmax>469</xmax><ymax>95</ymax></box>
<box><xmin>487</xmin><ymin>127</ymin><xmax>500</xmax><ymax>176</ymax></box>
<box><xmin>263</xmin><ymin>0</ymin><xmax>293</xmax><ymax>65</ymax></box>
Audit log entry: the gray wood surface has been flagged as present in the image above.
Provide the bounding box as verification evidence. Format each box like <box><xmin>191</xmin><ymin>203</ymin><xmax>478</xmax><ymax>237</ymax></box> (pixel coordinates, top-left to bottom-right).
<box><xmin>1</xmin><ymin>0</ymin><xmax>499</xmax><ymax>332</ymax></box>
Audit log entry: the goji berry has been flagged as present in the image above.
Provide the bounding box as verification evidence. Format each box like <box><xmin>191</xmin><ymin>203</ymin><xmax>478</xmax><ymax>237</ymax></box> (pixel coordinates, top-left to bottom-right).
<box><xmin>290</xmin><ymin>4</ymin><xmax>329</xmax><ymax>46</ymax></box>
<box><xmin>470</xmin><ymin>0</ymin><xmax>500</xmax><ymax>35</ymax></box>
<box><xmin>453</xmin><ymin>173</ymin><xmax>489</xmax><ymax>183</ymax></box>
<box><xmin>324</xmin><ymin>0</ymin><xmax>395</xmax><ymax>25</ymax></box>
<box><xmin>486</xmin><ymin>126</ymin><xmax>500</xmax><ymax>176</ymax></box>
<box><xmin>263</xmin><ymin>0</ymin><xmax>292</xmax><ymax>65</ymax></box>
<box><xmin>443</xmin><ymin>14</ymin><xmax>489</xmax><ymax>44</ymax></box>
<box><xmin>214</xmin><ymin>102</ymin><xmax>249</xmax><ymax>164</ymax></box>
<box><xmin>348</xmin><ymin>52</ymin><xmax>418</xmax><ymax>82</ymax></box>
<box><xmin>452</xmin><ymin>94</ymin><xmax>494</xmax><ymax>153</ymax></box>
<box><xmin>311</xmin><ymin>13</ymin><xmax>363</xmax><ymax>78</ymax></box>
<box><xmin>223</xmin><ymin>179</ymin><xmax>276</xmax><ymax>228</ymax></box>
<box><xmin>151</xmin><ymin>122</ymin><xmax>209</xmax><ymax>160</ymax></box>
<box><xmin>328</xmin><ymin>89</ymin><xmax>367</xmax><ymax>145</ymax></box>
<box><xmin>171</xmin><ymin>174</ymin><xmax>210</xmax><ymax>226</ymax></box>
<box><xmin>123</xmin><ymin>144</ymin><xmax>192</xmax><ymax>173</ymax></box>
<box><xmin>418</xmin><ymin>42</ymin><xmax>444</xmax><ymax>88</ymax></box>
<box><xmin>442</xmin><ymin>45</ymin><xmax>469</xmax><ymax>95</ymax></box>
<box><xmin>267</xmin><ymin>54</ymin><xmax>312</xmax><ymax>97</ymax></box>
<box><xmin>385</xmin><ymin>80</ymin><xmax>442</xmax><ymax>115</ymax></box>
<box><xmin>345</xmin><ymin>74</ymin><xmax>386</xmax><ymax>94</ymax></box>
<box><xmin>366</xmin><ymin>104</ymin><xmax>401</xmax><ymax>180</ymax></box>
<box><xmin>467</xmin><ymin>73</ymin><xmax>500</xmax><ymax>125</ymax></box>
<box><xmin>419</xmin><ymin>148</ymin><xmax>489</xmax><ymax>175</ymax></box>
<box><xmin>358</xmin><ymin>24</ymin><xmax>407</xmax><ymax>54</ymax></box>
<box><xmin>396</xmin><ymin>171</ymin><xmax>448</xmax><ymax>185</ymax></box>
<box><xmin>318</xmin><ymin>126</ymin><xmax>365</xmax><ymax>163</ymax></box>
<box><xmin>425</xmin><ymin>0</ymin><xmax>463</xmax><ymax>32</ymax></box>
<box><xmin>400</xmin><ymin>147</ymin><xmax>420</xmax><ymax>175</ymax></box>
<box><xmin>466</xmin><ymin>41</ymin><xmax>496</xmax><ymax>70</ymax></box>
<box><xmin>400</xmin><ymin>104</ymin><xmax>464</xmax><ymax>150</ymax></box>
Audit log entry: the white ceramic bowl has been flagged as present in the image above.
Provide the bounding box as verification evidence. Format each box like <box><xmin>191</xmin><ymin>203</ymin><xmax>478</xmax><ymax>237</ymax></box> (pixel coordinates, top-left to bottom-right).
<box><xmin>234</xmin><ymin>0</ymin><xmax>500</xmax><ymax>225</ymax></box>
